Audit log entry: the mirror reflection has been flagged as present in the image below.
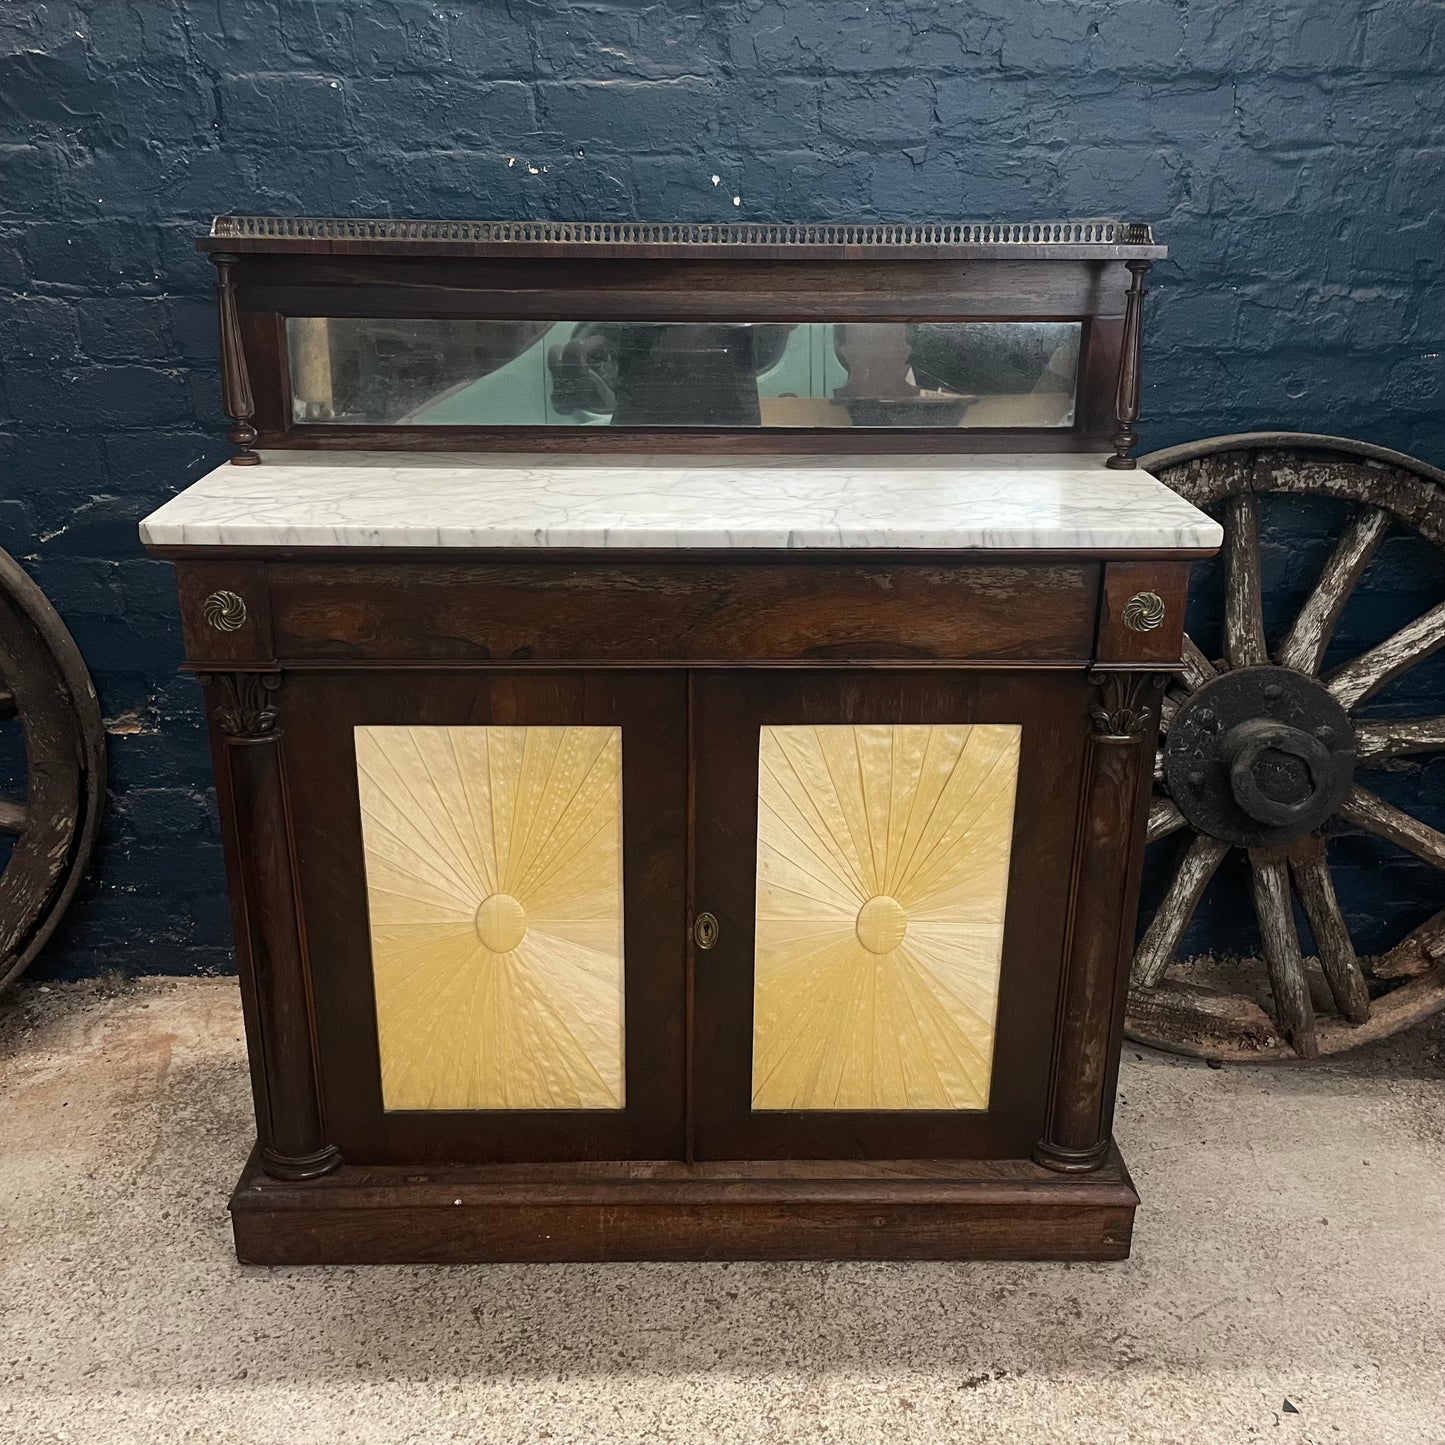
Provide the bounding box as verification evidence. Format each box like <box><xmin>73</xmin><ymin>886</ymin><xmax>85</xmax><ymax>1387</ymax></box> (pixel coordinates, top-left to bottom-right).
<box><xmin>287</xmin><ymin>319</ymin><xmax>1081</xmax><ymax>429</ymax></box>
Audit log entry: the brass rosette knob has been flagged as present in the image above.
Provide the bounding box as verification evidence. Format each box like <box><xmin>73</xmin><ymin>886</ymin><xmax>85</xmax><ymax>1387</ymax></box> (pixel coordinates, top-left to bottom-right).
<box><xmin>1122</xmin><ymin>590</ymin><xmax>1166</xmax><ymax>633</ymax></box>
<box><xmin>202</xmin><ymin>590</ymin><xmax>248</xmax><ymax>632</ymax></box>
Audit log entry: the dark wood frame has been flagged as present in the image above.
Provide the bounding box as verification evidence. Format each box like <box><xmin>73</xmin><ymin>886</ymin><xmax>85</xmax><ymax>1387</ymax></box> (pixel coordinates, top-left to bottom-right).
<box><xmin>199</xmin><ymin>216</ymin><xmax>1162</xmax><ymax>467</ymax></box>
<box><xmin>285</xmin><ymin>668</ymin><xmax>689</xmax><ymax>1166</ymax></box>
<box><xmin>690</xmin><ymin>669</ymin><xmax>1091</xmax><ymax>1161</ymax></box>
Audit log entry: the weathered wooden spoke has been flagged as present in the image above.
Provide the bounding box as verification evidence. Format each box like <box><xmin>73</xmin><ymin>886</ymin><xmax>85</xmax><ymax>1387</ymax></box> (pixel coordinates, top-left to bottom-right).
<box><xmin>1179</xmin><ymin>634</ymin><xmax>1217</xmax><ymax>692</ymax></box>
<box><xmin>1223</xmin><ymin>490</ymin><xmax>1268</xmax><ymax>668</ymax></box>
<box><xmin>1276</xmin><ymin>506</ymin><xmax>1391</xmax><ymax>675</ymax></box>
<box><xmin>1157</xmin><ymin>687</ymin><xmax>1184</xmax><ymax>734</ymax></box>
<box><xmin>1354</xmin><ymin>716</ymin><xmax>1445</xmax><ymax>764</ymax></box>
<box><xmin>1126</xmin><ymin>434</ymin><xmax>1445</xmax><ymax>1061</ymax></box>
<box><xmin>1338</xmin><ymin>786</ymin><xmax>1445</xmax><ymax>871</ymax></box>
<box><xmin>0</xmin><ymin>547</ymin><xmax>106</xmax><ymax>993</ymax></box>
<box><xmin>1133</xmin><ymin>831</ymin><xmax>1230</xmax><ymax>988</ymax></box>
<box><xmin>1287</xmin><ymin>834</ymin><xmax>1370</xmax><ymax>1023</ymax></box>
<box><xmin>1146</xmin><ymin>797</ymin><xmax>1187</xmax><ymax>845</ymax></box>
<box><xmin>1248</xmin><ymin>851</ymin><xmax>1318</xmax><ymax>1057</ymax></box>
<box><xmin>1325</xmin><ymin>598</ymin><xmax>1445</xmax><ymax>711</ymax></box>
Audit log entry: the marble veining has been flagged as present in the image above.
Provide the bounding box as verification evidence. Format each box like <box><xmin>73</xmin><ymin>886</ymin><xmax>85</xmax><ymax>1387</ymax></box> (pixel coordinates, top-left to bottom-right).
<box><xmin>138</xmin><ymin>452</ymin><xmax>1223</xmax><ymax>551</ymax></box>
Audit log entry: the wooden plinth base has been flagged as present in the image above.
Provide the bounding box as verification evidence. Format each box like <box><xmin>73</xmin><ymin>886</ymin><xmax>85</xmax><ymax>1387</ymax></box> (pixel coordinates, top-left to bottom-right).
<box><xmin>229</xmin><ymin>1147</ymin><xmax>1138</xmax><ymax>1264</ymax></box>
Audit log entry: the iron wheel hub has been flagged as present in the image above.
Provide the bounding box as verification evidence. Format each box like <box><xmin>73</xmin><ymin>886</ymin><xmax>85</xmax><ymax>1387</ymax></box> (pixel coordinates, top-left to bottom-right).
<box><xmin>1164</xmin><ymin>665</ymin><xmax>1356</xmax><ymax>848</ymax></box>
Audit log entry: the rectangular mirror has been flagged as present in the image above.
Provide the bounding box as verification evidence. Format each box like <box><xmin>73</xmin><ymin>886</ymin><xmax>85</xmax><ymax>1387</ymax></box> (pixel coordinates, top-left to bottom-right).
<box><xmin>287</xmin><ymin>319</ymin><xmax>1082</xmax><ymax>430</ymax></box>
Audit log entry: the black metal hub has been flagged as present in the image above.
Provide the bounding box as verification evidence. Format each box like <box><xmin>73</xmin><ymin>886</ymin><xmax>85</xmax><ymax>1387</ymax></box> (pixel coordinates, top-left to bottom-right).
<box><xmin>1164</xmin><ymin>665</ymin><xmax>1356</xmax><ymax>848</ymax></box>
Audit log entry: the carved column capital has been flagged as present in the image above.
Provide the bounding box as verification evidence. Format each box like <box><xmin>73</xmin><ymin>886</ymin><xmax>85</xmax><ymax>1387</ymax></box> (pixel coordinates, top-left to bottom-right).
<box><xmin>198</xmin><ymin>671</ymin><xmax>281</xmax><ymax>741</ymax></box>
<box><xmin>1086</xmin><ymin>669</ymin><xmax>1169</xmax><ymax>739</ymax></box>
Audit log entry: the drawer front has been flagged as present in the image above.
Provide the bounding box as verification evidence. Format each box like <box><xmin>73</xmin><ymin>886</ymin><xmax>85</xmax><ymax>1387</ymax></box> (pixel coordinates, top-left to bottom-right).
<box><xmin>259</xmin><ymin>560</ymin><xmax>1101</xmax><ymax>665</ymax></box>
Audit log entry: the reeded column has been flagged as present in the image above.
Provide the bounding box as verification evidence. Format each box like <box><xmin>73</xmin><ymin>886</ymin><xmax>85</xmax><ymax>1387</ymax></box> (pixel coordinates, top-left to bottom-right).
<box><xmin>1035</xmin><ymin>670</ymin><xmax>1165</xmax><ymax>1172</ymax></box>
<box><xmin>209</xmin><ymin>252</ymin><xmax>260</xmax><ymax>465</ymax></box>
<box><xmin>202</xmin><ymin>670</ymin><xmax>340</xmax><ymax>1180</ymax></box>
<box><xmin>1106</xmin><ymin>260</ymin><xmax>1152</xmax><ymax>470</ymax></box>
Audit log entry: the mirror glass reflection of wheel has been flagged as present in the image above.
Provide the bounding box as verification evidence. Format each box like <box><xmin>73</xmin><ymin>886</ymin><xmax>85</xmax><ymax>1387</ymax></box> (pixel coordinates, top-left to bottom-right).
<box><xmin>1129</xmin><ymin>434</ymin><xmax>1445</xmax><ymax>1061</ymax></box>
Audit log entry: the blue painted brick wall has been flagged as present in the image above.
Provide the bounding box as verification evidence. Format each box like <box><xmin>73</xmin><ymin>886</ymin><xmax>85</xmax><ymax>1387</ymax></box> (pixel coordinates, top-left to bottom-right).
<box><xmin>1</xmin><ymin>0</ymin><xmax>1442</xmax><ymax>978</ymax></box>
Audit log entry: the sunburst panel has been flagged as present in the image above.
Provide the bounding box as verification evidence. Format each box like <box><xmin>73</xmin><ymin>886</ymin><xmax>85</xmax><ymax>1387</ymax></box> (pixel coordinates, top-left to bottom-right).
<box><xmin>355</xmin><ymin>724</ymin><xmax>625</xmax><ymax>1111</ymax></box>
<box><xmin>752</xmin><ymin>723</ymin><xmax>1020</xmax><ymax>1111</ymax></box>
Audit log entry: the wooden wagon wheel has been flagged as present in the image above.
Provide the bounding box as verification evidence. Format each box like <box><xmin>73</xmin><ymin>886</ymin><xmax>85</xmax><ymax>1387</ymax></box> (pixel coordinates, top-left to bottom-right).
<box><xmin>0</xmin><ymin>546</ymin><xmax>105</xmax><ymax>993</ymax></box>
<box><xmin>1128</xmin><ymin>433</ymin><xmax>1445</xmax><ymax>1061</ymax></box>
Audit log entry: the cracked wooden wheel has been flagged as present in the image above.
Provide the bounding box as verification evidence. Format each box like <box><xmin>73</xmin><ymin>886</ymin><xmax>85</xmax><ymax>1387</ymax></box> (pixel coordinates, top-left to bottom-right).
<box><xmin>1128</xmin><ymin>434</ymin><xmax>1445</xmax><ymax>1061</ymax></box>
<box><xmin>0</xmin><ymin>546</ymin><xmax>105</xmax><ymax>993</ymax></box>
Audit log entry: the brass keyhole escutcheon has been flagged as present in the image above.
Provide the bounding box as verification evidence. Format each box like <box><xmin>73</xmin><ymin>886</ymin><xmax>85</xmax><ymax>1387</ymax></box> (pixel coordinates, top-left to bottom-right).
<box><xmin>694</xmin><ymin>911</ymin><xmax>720</xmax><ymax>950</ymax></box>
<box><xmin>1122</xmin><ymin>590</ymin><xmax>1166</xmax><ymax>632</ymax></box>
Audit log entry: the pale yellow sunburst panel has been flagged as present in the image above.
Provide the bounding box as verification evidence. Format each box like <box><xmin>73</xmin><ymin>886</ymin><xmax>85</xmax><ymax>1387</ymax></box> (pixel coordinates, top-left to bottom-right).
<box><xmin>751</xmin><ymin>723</ymin><xmax>1021</xmax><ymax>1112</ymax></box>
<box><xmin>355</xmin><ymin>724</ymin><xmax>625</xmax><ymax>1111</ymax></box>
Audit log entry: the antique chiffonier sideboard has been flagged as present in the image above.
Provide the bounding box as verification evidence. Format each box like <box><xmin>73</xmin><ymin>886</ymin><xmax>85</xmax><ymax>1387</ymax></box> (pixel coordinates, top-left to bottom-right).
<box><xmin>140</xmin><ymin>217</ymin><xmax>1221</xmax><ymax>1264</ymax></box>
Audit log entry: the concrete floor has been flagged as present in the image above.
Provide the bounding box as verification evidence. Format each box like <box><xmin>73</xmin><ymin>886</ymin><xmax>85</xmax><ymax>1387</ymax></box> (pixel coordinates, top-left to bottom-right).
<box><xmin>1</xmin><ymin>978</ymin><xmax>1443</xmax><ymax>1445</ymax></box>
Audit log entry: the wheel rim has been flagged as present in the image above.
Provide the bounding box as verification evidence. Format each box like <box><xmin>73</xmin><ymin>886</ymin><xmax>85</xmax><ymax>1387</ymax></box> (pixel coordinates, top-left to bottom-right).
<box><xmin>1128</xmin><ymin>434</ymin><xmax>1445</xmax><ymax>1061</ymax></box>
<box><xmin>0</xmin><ymin>547</ymin><xmax>106</xmax><ymax>992</ymax></box>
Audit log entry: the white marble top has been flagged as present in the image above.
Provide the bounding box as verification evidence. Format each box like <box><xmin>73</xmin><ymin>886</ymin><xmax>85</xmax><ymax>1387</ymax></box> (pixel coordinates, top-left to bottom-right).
<box><xmin>139</xmin><ymin>452</ymin><xmax>1222</xmax><ymax>551</ymax></box>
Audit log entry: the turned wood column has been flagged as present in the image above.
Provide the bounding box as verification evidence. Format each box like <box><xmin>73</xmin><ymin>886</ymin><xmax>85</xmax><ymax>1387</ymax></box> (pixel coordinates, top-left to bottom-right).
<box><xmin>1106</xmin><ymin>260</ymin><xmax>1151</xmax><ymax>470</ymax></box>
<box><xmin>1035</xmin><ymin>669</ymin><xmax>1166</xmax><ymax>1172</ymax></box>
<box><xmin>209</xmin><ymin>252</ymin><xmax>260</xmax><ymax>466</ymax></box>
<box><xmin>202</xmin><ymin>670</ymin><xmax>340</xmax><ymax>1180</ymax></box>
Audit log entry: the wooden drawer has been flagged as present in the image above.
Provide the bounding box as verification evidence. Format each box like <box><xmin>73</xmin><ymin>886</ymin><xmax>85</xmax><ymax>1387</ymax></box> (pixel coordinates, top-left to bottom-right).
<box><xmin>231</xmin><ymin>559</ymin><xmax>1105</xmax><ymax>665</ymax></box>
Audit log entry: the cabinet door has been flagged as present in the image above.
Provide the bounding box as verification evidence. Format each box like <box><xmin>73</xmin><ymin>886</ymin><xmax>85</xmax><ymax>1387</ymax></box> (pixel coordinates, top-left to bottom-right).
<box><xmin>284</xmin><ymin>670</ymin><xmax>686</xmax><ymax>1163</ymax></box>
<box><xmin>690</xmin><ymin>670</ymin><xmax>1089</xmax><ymax>1160</ymax></box>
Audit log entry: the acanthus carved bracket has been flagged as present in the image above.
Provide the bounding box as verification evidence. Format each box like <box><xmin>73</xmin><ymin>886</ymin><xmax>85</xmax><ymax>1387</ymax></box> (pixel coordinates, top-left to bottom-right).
<box><xmin>198</xmin><ymin>670</ymin><xmax>281</xmax><ymax>740</ymax></box>
<box><xmin>1087</xmin><ymin>669</ymin><xmax>1169</xmax><ymax>739</ymax></box>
